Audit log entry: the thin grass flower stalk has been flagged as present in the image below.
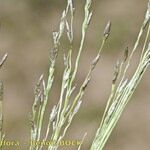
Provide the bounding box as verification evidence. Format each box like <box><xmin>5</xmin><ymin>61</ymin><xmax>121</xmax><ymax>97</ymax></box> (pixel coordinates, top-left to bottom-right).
<box><xmin>91</xmin><ymin>1</ymin><xmax>150</xmax><ymax>150</ymax></box>
<box><xmin>0</xmin><ymin>82</ymin><xmax>4</xmax><ymax>150</ymax></box>
<box><xmin>0</xmin><ymin>53</ymin><xmax>8</xmax><ymax>150</ymax></box>
<box><xmin>29</xmin><ymin>0</ymin><xmax>110</xmax><ymax>150</ymax></box>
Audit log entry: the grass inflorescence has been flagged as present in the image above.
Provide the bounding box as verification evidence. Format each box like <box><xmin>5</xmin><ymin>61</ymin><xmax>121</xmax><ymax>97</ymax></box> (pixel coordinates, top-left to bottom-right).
<box><xmin>29</xmin><ymin>0</ymin><xmax>111</xmax><ymax>149</ymax></box>
<box><xmin>1</xmin><ymin>0</ymin><xmax>150</xmax><ymax>150</ymax></box>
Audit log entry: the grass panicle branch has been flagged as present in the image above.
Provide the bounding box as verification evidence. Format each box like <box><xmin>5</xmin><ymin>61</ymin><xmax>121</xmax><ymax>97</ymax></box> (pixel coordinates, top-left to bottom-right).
<box><xmin>30</xmin><ymin>0</ymin><xmax>110</xmax><ymax>150</ymax></box>
<box><xmin>28</xmin><ymin>0</ymin><xmax>150</xmax><ymax>150</ymax></box>
<box><xmin>91</xmin><ymin>1</ymin><xmax>150</xmax><ymax>149</ymax></box>
<box><xmin>0</xmin><ymin>53</ymin><xmax>7</xmax><ymax>150</ymax></box>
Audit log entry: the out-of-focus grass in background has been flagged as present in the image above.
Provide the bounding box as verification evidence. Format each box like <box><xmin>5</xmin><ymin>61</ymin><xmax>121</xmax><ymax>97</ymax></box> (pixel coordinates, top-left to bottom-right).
<box><xmin>0</xmin><ymin>0</ymin><xmax>150</xmax><ymax>149</ymax></box>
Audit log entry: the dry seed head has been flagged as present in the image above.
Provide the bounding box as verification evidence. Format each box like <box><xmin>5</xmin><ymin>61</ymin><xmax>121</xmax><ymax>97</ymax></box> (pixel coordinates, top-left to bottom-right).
<box><xmin>65</xmin><ymin>20</ymin><xmax>72</xmax><ymax>42</ymax></box>
<box><xmin>112</xmin><ymin>61</ymin><xmax>120</xmax><ymax>84</ymax></box>
<box><xmin>50</xmin><ymin>48</ymin><xmax>56</xmax><ymax>62</ymax></box>
<box><xmin>50</xmin><ymin>105</ymin><xmax>57</xmax><ymax>122</ymax></box>
<box><xmin>59</xmin><ymin>11</ymin><xmax>66</xmax><ymax>37</ymax></box>
<box><xmin>34</xmin><ymin>74</ymin><xmax>44</xmax><ymax>96</ymax></box>
<box><xmin>73</xmin><ymin>100</ymin><xmax>82</xmax><ymax>114</ymax></box>
<box><xmin>52</xmin><ymin>31</ymin><xmax>59</xmax><ymax>47</ymax></box>
<box><xmin>103</xmin><ymin>21</ymin><xmax>111</xmax><ymax>39</ymax></box>
<box><xmin>107</xmin><ymin>100</ymin><xmax>118</xmax><ymax>119</ymax></box>
<box><xmin>37</xmin><ymin>74</ymin><xmax>44</xmax><ymax>86</ymax></box>
<box><xmin>42</xmin><ymin>80</ymin><xmax>46</xmax><ymax>93</ymax></box>
<box><xmin>0</xmin><ymin>53</ymin><xmax>8</xmax><ymax>68</ymax></box>
<box><xmin>82</xmin><ymin>77</ymin><xmax>90</xmax><ymax>91</ymax></box>
<box><xmin>69</xmin><ymin>85</ymin><xmax>76</xmax><ymax>96</ymax></box>
<box><xmin>91</xmin><ymin>54</ymin><xmax>100</xmax><ymax>69</ymax></box>
<box><xmin>143</xmin><ymin>1</ymin><xmax>150</xmax><ymax>28</ymax></box>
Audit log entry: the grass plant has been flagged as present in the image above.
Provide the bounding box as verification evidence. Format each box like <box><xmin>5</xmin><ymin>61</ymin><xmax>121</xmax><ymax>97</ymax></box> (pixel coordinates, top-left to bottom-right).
<box><xmin>1</xmin><ymin>0</ymin><xmax>150</xmax><ymax>150</ymax></box>
<box><xmin>30</xmin><ymin>0</ymin><xmax>150</xmax><ymax>150</ymax></box>
<box><xmin>29</xmin><ymin>0</ymin><xmax>110</xmax><ymax>149</ymax></box>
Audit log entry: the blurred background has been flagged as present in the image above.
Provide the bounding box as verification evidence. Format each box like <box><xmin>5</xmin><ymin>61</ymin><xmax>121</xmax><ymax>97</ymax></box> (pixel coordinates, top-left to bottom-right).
<box><xmin>0</xmin><ymin>0</ymin><xmax>150</xmax><ymax>149</ymax></box>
